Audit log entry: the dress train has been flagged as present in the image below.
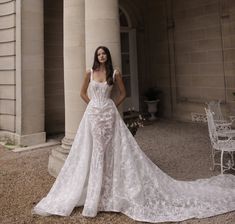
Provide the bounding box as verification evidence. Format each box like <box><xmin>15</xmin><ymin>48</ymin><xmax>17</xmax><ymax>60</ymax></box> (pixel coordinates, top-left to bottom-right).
<box><xmin>32</xmin><ymin>70</ymin><xmax>235</xmax><ymax>223</ymax></box>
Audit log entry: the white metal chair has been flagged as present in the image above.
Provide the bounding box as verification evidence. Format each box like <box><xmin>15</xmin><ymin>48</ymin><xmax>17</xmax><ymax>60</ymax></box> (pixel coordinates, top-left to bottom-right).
<box><xmin>207</xmin><ymin>100</ymin><xmax>235</xmax><ymax>122</ymax></box>
<box><xmin>230</xmin><ymin>115</ymin><xmax>235</xmax><ymax>123</ymax></box>
<box><xmin>205</xmin><ymin>108</ymin><xmax>235</xmax><ymax>174</ymax></box>
<box><xmin>206</xmin><ymin>100</ymin><xmax>235</xmax><ymax>138</ymax></box>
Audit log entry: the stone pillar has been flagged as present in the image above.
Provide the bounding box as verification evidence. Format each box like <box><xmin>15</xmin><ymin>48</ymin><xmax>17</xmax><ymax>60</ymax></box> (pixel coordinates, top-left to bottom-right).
<box><xmin>85</xmin><ymin>0</ymin><xmax>122</xmax><ymax>112</ymax></box>
<box><xmin>85</xmin><ymin>0</ymin><xmax>121</xmax><ymax>69</ymax></box>
<box><xmin>15</xmin><ymin>0</ymin><xmax>45</xmax><ymax>146</ymax></box>
<box><xmin>48</xmin><ymin>0</ymin><xmax>86</xmax><ymax>177</ymax></box>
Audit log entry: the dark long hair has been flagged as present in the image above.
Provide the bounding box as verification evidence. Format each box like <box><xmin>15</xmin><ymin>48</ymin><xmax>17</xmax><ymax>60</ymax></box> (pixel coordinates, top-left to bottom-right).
<box><xmin>92</xmin><ymin>46</ymin><xmax>114</xmax><ymax>85</ymax></box>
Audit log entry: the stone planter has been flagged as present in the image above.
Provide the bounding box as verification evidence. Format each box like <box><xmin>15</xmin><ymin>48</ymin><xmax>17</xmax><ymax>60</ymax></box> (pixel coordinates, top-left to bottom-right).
<box><xmin>145</xmin><ymin>100</ymin><xmax>160</xmax><ymax>121</ymax></box>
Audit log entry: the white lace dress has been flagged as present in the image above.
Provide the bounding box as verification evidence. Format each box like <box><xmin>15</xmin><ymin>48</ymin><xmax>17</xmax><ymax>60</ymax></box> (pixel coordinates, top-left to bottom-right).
<box><xmin>32</xmin><ymin>69</ymin><xmax>235</xmax><ymax>223</ymax></box>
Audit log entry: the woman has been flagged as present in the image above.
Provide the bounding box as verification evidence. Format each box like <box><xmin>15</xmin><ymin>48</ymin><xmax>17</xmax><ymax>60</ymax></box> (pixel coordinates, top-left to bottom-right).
<box><xmin>33</xmin><ymin>46</ymin><xmax>235</xmax><ymax>223</ymax></box>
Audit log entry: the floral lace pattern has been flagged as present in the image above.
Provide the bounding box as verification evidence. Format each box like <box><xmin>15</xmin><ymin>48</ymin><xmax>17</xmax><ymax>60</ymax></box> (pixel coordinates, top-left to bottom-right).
<box><xmin>32</xmin><ymin>71</ymin><xmax>235</xmax><ymax>222</ymax></box>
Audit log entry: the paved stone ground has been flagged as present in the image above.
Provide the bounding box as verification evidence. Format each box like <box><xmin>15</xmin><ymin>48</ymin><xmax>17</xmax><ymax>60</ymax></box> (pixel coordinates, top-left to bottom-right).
<box><xmin>0</xmin><ymin>119</ymin><xmax>234</xmax><ymax>224</ymax></box>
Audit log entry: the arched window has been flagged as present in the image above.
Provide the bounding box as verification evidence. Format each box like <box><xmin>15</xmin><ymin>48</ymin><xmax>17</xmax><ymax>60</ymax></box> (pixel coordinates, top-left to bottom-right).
<box><xmin>119</xmin><ymin>8</ymin><xmax>129</xmax><ymax>27</ymax></box>
<box><xmin>119</xmin><ymin>7</ymin><xmax>139</xmax><ymax>111</ymax></box>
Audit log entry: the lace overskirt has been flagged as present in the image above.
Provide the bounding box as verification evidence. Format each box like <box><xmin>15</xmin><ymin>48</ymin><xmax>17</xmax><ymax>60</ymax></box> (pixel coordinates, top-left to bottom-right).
<box><xmin>32</xmin><ymin>99</ymin><xmax>235</xmax><ymax>223</ymax></box>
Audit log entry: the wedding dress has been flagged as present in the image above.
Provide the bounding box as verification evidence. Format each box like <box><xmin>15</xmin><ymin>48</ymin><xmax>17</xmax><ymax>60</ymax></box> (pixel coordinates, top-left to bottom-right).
<box><xmin>32</xmin><ymin>69</ymin><xmax>235</xmax><ymax>223</ymax></box>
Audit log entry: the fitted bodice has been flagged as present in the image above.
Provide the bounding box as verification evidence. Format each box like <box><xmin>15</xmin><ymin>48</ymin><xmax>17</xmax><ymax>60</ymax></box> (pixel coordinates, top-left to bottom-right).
<box><xmin>89</xmin><ymin>80</ymin><xmax>113</xmax><ymax>105</ymax></box>
<box><xmin>88</xmin><ymin>69</ymin><xmax>115</xmax><ymax>107</ymax></box>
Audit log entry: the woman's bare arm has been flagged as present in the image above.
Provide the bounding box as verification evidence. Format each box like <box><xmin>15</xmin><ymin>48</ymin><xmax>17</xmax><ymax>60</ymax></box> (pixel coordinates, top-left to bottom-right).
<box><xmin>114</xmin><ymin>69</ymin><xmax>126</xmax><ymax>107</ymax></box>
<box><xmin>80</xmin><ymin>70</ymin><xmax>91</xmax><ymax>104</ymax></box>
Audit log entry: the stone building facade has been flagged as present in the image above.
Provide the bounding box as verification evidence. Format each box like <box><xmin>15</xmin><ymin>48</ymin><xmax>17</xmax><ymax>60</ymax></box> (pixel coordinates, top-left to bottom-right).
<box><xmin>1</xmin><ymin>0</ymin><xmax>235</xmax><ymax>152</ymax></box>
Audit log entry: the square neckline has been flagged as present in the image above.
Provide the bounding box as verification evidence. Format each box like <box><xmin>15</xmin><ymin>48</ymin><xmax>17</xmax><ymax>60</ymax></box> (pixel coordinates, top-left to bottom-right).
<box><xmin>91</xmin><ymin>79</ymin><xmax>107</xmax><ymax>84</ymax></box>
<box><xmin>90</xmin><ymin>68</ymin><xmax>116</xmax><ymax>84</ymax></box>
<box><xmin>90</xmin><ymin>68</ymin><xmax>107</xmax><ymax>83</ymax></box>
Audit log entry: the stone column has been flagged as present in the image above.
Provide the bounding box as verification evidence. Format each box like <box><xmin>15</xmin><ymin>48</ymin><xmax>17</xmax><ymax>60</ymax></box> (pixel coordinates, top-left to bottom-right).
<box><xmin>85</xmin><ymin>0</ymin><xmax>121</xmax><ymax>69</ymax></box>
<box><xmin>48</xmin><ymin>0</ymin><xmax>86</xmax><ymax>177</ymax></box>
<box><xmin>85</xmin><ymin>0</ymin><xmax>122</xmax><ymax>112</ymax></box>
<box><xmin>15</xmin><ymin>0</ymin><xmax>45</xmax><ymax>146</ymax></box>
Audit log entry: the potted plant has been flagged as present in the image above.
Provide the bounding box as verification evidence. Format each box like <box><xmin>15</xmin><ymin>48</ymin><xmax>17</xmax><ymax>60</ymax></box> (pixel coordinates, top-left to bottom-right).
<box><xmin>144</xmin><ymin>87</ymin><xmax>161</xmax><ymax>120</ymax></box>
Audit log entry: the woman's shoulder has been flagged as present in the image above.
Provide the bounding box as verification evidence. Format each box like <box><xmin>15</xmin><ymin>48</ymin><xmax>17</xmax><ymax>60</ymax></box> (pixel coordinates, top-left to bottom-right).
<box><xmin>86</xmin><ymin>68</ymin><xmax>92</xmax><ymax>74</ymax></box>
<box><xmin>84</xmin><ymin>69</ymin><xmax>92</xmax><ymax>79</ymax></box>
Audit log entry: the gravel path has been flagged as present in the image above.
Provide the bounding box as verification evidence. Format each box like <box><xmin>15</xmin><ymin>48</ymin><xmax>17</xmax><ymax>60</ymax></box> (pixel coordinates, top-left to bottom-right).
<box><xmin>0</xmin><ymin>119</ymin><xmax>234</xmax><ymax>224</ymax></box>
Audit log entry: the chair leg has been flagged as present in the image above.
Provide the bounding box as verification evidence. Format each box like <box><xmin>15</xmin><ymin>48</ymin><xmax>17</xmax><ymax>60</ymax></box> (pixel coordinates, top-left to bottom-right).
<box><xmin>211</xmin><ymin>147</ymin><xmax>215</xmax><ymax>170</ymax></box>
<box><xmin>220</xmin><ymin>150</ymin><xmax>224</xmax><ymax>174</ymax></box>
<box><xmin>231</xmin><ymin>152</ymin><xmax>234</xmax><ymax>167</ymax></box>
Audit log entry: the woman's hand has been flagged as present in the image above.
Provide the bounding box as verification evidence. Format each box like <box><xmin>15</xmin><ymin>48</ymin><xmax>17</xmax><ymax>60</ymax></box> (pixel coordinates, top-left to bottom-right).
<box><xmin>80</xmin><ymin>70</ymin><xmax>91</xmax><ymax>104</ymax></box>
<box><xmin>114</xmin><ymin>69</ymin><xmax>126</xmax><ymax>107</ymax></box>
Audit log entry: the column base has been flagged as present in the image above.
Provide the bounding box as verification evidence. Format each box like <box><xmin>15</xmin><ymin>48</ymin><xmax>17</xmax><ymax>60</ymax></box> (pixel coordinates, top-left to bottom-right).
<box><xmin>0</xmin><ymin>131</ymin><xmax>46</xmax><ymax>146</ymax></box>
<box><xmin>48</xmin><ymin>137</ymin><xmax>73</xmax><ymax>177</ymax></box>
<box><xmin>48</xmin><ymin>146</ymin><xmax>69</xmax><ymax>177</ymax></box>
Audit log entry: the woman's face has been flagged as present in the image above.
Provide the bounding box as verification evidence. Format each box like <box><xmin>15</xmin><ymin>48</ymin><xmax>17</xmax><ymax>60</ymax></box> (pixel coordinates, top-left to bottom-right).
<box><xmin>97</xmin><ymin>48</ymin><xmax>107</xmax><ymax>64</ymax></box>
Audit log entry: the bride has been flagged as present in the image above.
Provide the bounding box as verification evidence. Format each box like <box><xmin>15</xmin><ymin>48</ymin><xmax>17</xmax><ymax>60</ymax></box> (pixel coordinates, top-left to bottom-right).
<box><xmin>32</xmin><ymin>46</ymin><xmax>235</xmax><ymax>223</ymax></box>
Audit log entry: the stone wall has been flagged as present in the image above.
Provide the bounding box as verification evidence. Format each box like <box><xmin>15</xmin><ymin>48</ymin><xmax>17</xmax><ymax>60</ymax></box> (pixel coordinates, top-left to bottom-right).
<box><xmin>0</xmin><ymin>0</ymin><xmax>46</xmax><ymax>145</ymax></box>
<box><xmin>0</xmin><ymin>0</ymin><xmax>16</xmax><ymax>133</ymax></box>
<box><xmin>145</xmin><ymin>0</ymin><xmax>172</xmax><ymax>117</ymax></box>
<box><xmin>145</xmin><ymin>0</ymin><xmax>235</xmax><ymax>121</ymax></box>
<box><xmin>172</xmin><ymin>0</ymin><xmax>224</xmax><ymax>120</ymax></box>
<box><xmin>171</xmin><ymin>0</ymin><xmax>235</xmax><ymax>120</ymax></box>
<box><xmin>223</xmin><ymin>0</ymin><xmax>235</xmax><ymax>102</ymax></box>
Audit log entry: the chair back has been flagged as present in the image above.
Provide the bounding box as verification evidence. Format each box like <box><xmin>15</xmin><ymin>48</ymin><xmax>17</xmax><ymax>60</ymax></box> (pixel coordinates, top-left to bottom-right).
<box><xmin>206</xmin><ymin>100</ymin><xmax>224</xmax><ymax>122</ymax></box>
<box><xmin>205</xmin><ymin>108</ymin><xmax>219</xmax><ymax>147</ymax></box>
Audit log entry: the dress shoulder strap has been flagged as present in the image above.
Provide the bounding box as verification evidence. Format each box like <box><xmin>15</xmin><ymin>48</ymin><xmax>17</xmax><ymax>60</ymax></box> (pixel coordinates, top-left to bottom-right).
<box><xmin>90</xmin><ymin>68</ymin><xmax>93</xmax><ymax>80</ymax></box>
<box><xmin>113</xmin><ymin>69</ymin><xmax>116</xmax><ymax>82</ymax></box>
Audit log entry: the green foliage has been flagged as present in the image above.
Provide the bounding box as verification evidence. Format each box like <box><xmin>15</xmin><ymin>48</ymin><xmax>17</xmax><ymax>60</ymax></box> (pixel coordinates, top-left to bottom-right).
<box><xmin>144</xmin><ymin>87</ymin><xmax>162</xmax><ymax>101</ymax></box>
<box><xmin>124</xmin><ymin>108</ymin><xmax>145</xmax><ymax>136</ymax></box>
